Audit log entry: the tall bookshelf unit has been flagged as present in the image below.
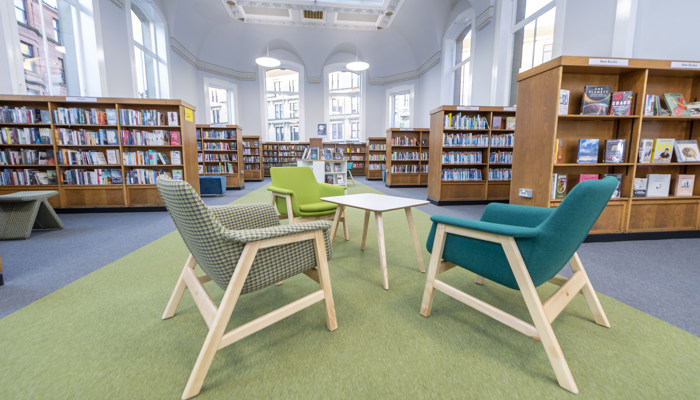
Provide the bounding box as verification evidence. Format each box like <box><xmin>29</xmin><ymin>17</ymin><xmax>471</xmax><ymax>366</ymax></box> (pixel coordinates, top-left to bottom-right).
<box><xmin>0</xmin><ymin>95</ymin><xmax>197</xmax><ymax>208</ymax></box>
<box><xmin>365</xmin><ymin>137</ymin><xmax>387</xmax><ymax>180</ymax></box>
<box><xmin>262</xmin><ymin>142</ymin><xmax>308</xmax><ymax>176</ymax></box>
<box><xmin>242</xmin><ymin>135</ymin><xmax>263</xmax><ymax>181</ymax></box>
<box><xmin>385</xmin><ymin>128</ymin><xmax>430</xmax><ymax>187</ymax></box>
<box><xmin>511</xmin><ymin>56</ymin><xmax>700</xmax><ymax>235</ymax></box>
<box><xmin>428</xmin><ymin>106</ymin><xmax>516</xmax><ymax>204</ymax></box>
<box><xmin>197</xmin><ymin>125</ymin><xmax>243</xmax><ymax>189</ymax></box>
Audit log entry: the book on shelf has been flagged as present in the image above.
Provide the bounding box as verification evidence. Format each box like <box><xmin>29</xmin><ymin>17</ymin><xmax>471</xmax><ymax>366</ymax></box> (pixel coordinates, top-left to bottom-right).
<box><xmin>334</xmin><ymin>163</ymin><xmax>342</xmax><ymax>172</ymax></box>
<box><xmin>581</xmin><ymin>85</ymin><xmax>612</xmax><ymax>115</ymax></box>
<box><xmin>610</xmin><ymin>91</ymin><xmax>633</xmax><ymax>116</ymax></box>
<box><xmin>157</xmin><ymin>153</ymin><xmax>169</xmax><ymax>165</ymax></box>
<box><xmin>301</xmin><ymin>147</ymin><xmax>310</xmax><ymax>159</ymax></box>
<box><xmin>651</xmin><ymin>138</ymin><xmax>675</xmax><ymax>163</ymax></box>
<box><xmin>106</xmin><ymin>130</ymin><xmax>118</xmax><ymax>145</ymax></box>
<box><xmin>559</xmin><ymin>89</ymin><xmax>570</xmax><ymax>115</ymax></box>
<box><xmin>170</xmin><ymin>131</ymin><xmax>181</xmax><ymax>146</ymax></box>
<box><xmin>39</xmin><ymin>128</ymin><xmax>52</xmax><ymax>144</ymax></box>
<box><xmin>576</xmin><ymin>139</ymin><xmax>599</xmax><ymax>163</ymax></box>
<box><xmin>198</xmin><ymin>165</ymin><xmax>204</xmax><ymax>174</ymax></box>
<box><xmin>578</xmin><ymin>173</ymin><xmax>599</xmax><ymax>183</ymax></box>
<box><xmin>170</xmin><ymin>150</ymin><xmax>181</xmax><ymax>165</ymax></box>
<box><xmin>604</xmin><ymin>139</ymin><xmax>626</xmax><ymax>163</ymax></box>
<box><xmin>663</xmin><ymin>93</ymin><xmax>690</xmax><ymax>116</ymax></box>
<box><xmin>325</xmin><ymin>163</ymin><xmax>331</xmax><ymax>172</ymax></box>
<box><xmin>687</xmin><ymin>101</ymin><xmax>700</xmax><ymax>116</ymax></box>
<box><xmin>171</xmin><ymin>169</ymin><xmax>183</xmax><ymax>180</ymax></box>
<box><xmin>322</xmin><ymin>148</ymin><xmax>332</xmax><ymax>160</ymax></box>
<box><xmin>505</xmin><ymin>117</ymin><xmax>516</xmax><ymax>130</ymax></box>
<box><xmin>603</xmin><ymin>173</ymin><xmax>622</xmax><ymax>198</ymax></box>
<box><xmin>309</xmin><ymin>147</ymin><xmax>319</xmax><ymax>160</ymax></box>
<box><xmin>325</xmin><ymin>175</ymin><xmax>334</xmax><ymax>184</ymax></box>
<box><xmin>646</xmin><ymin>174</ymin><xmax>671</xmax><ymax>197</ymax></box>
<box><xmin>106</xmin><ymin>109</ymin><xmax>117</xmax><ymax>125</ymax></box>
<box><xmin>553</xmin><ymin>139</ymin><xmax>563</xmax><ymax>163</ymax></box>
<box><xmin>643</xmin><ymin>94</ymin><xmax>656</xmax><ymax>116</ymax></box>
<box><xmin>633</xmin><ymin>177</ymin><xmax>647</xmax><ymax>197</ymax></box>
<box><xmin>638</xmin><ymin>139</ymin><xmax>653</xmax><ymax>163</ymax></box>
<box><xmin>106</xmin><ymin>149</ymin><xmax>119</xmax><ymax>165</ymax></box>
<box><xmin>492</xmin><ymin>116</ymin><xmax>502</xmax><ymax>129</ymax></box>
<box><xmin>673</xmin><ymin>140</ymin><xmax>700</xmax><ymax>162</ymax></box>
<box><xmin>551</xmin><ymin>173</ymin><xmax>567</xmax><ymax>199</ymax></box>
<box><xmin>674</xmin><ymin>174</ymin><xmax>695</xmax><ymax>197</ymax></box>
<box><xmin>167</xmin><ymin>112</ymin><xmax>179</xmax><ymax>126</ymax></box>
<box><xmin>337</xmin><ymin>174</ymin><xmax>345</xmax><ymax>185</ymax></box>
<box><xmin>110</xmin><ymin>169</ymin><xmax>123</xmax><ymax>184</ymax></box>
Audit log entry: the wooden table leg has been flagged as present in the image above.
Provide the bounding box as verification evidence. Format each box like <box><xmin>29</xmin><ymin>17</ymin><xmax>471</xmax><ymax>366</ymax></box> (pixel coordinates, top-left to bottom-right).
<box><xmin>330</xmin><ymin>206</ymin><xmax>344</xmax><ymax>244</ymax></box>
<box><xmin>361</xmin><ymin>210</ymin><xmax>370</xmax><ymax>250</ymax></box>
<box><xmin>342</xmin><ymin>208</ymin><xmax>349</xmax><ymax>241</ymax></box>
<box><xmin>374</xmin><ymin>212</ymin><xmax>389</xmax><ymax>290</ymax></box>
<box><xmin>404</xmin><ymin>207</ymin><xmax>425</xmax><ymax>273</ymax></box>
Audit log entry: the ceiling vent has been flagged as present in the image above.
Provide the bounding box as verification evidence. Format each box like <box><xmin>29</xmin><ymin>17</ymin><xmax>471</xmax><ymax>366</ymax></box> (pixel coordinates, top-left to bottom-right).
<box><xmin>303</xmin><ymin>10</ymin><xmax>324</xmax><ymax>20</ymax></box>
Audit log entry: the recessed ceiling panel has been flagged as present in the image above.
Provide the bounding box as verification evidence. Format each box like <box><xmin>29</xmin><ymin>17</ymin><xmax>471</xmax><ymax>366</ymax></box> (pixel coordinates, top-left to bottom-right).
<box><xmin>336</xmin><ymin>12</ymin><xmax>379</xmax><ymax>23</ymax></box>
<box><xmin>243</xmin><ymin>6</ymin><xmax>290</xmax><ymax>18</ymax></box>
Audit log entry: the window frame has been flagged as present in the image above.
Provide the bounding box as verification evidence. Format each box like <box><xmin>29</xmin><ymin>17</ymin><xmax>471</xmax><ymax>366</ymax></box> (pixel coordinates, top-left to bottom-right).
<box><xmin>452</xmin><ymin>25</ymin><xmax>474</xmax><ymax>105</ymax></box>
<box><xmin>128</xmin><ymin>0</ymin><xmax>170</xmax><ymax>99</ymax></box>
<box><xmin>203</xmin><ymin>77</ymin><xmax>238</xmax><ymax>125</ymax></box>
<box><xmin>258</xmin><ymin>61</ymin><xmax>304</xmax><ymax>143</ymax></box>
<box><xmin>386</xmin><ymin>84</ymin><xmax>415</xmax><ymax>129</ymax></box>
<box><xmin>15</xmin><ymin>0</ymin><xmax>27</xmax><ymax>24</ymax></box>
<box><xmin>323</xmin><ymin>62</ymin><xmax>366</xmax><ymax>142</ymax></box>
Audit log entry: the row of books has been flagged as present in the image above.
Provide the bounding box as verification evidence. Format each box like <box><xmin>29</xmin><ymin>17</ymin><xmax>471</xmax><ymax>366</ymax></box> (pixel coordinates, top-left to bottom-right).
<box><xmin>243</xmin><ymin>140</ymin><xmax>259</xmax><ymax>148</ymax></box>
<box><xmin>205</xmin><ymin>164</ymin><xmax>236</xmax><ymax>174</ymax></box>
<box><xmin>324</xmin><ymin>162</ymin><xmax>346</xmax><ymax>173</ymax></box>
<box><xmin>391</xmin><ymin>152</ymin><xmax>425</xmax><ymax>161</ymax></box>
<box><xmin>200</xmin><ymin>130</ymin><xmax>236</xmax><ymax>140</ymax></box>
<box><xmin>120</xmin><ymin>130</ymin><xmax>180</xmax><ymax>146</ymax></box>
<box><xmin>368</xmin><ymin>164</ymin><xmax>385</xmax><ymax>170</ymax></box>
<box><xmin>1</xmin><ymin>168</ymin><xmax>57</xmax><ymax>185</ymax></box>
<box><xmin>62</xmin><ymin>168</ymin><xmax>123</xmax><ymax>185</ymax></box>
<box><xmin>0</xmin><ymin>149</ymin><xmax>54</xmax><ymax>166</ymax></box>
<box><xmin>0</xmin><ymin>106</ymin><xmax>52</xmax><ymax>124</ymax></box>
<box><xmin>441</xmin><ymin>168</ymin><xmax>483</xmax><ymax>181</ymax></box>
<box><xmin>489</xmin><ymin>151</ymin><xmax>513</xmax><ymax>164</ymax></box>
<box><xmin>491</xmin><ymin>116</ymin><xmax>516</xmax><ymax>130</ymax></box>
<box><xmin>126</xmin><ymin>169</ymin><xmax>182</xmax><ymax>184</ymax></box>
<box><xmin>444</xmin><ymin>113</ymin><xmax>490</xmax><ymax>130</ymax></box>
<box><xmin>57</xmin><ymin>128</ymin><xmax>118</xmax><ymax>146</ymax></box>
<box><xmin>203</xmin><ymin>154</ymin><xmax>236</xmax><ymax>162</ymax></box>
<box><xmin>488</xmin><ymin>168</ymin><xmax>512</xmax><ymax>181</ymax></box>
<box><xmin>324</xmin><ymin>174</ymin><xmax>346</xmax><ymax>185</ymax></box>
<box><xmin>123</xmin><ymin>150</ymin><xmax>181</xmax><ymax>166</ymax></box>
<box><xmin>442</xmin><ymin>151</ymin><xmax>482</xmax><ymax>164</ymax></box>
<box><xmin>368</xmin><ymin>144</ymin><xmax>386</xmax><ymax>150</ymax></box>
<box><xmin>57</xmin><ymin>149</ymin><xmax>117</xmax><ymax>166</ymax></box>
<box><xmin>242</xmin><ymin>149</ymin><xmax>258</xmax><ymax>155</ymax></box>
<box><xmin>551</xmin><ymin>173</ymin><xmax>623</xmax><ymax>199</ymax></box>
<box><xmin>243</xmin><ymin>164</ymin><xmax>261</xmax><ymax>170</ymax></box>
<box><xmin>443</xmin><ymin>133</ymin><xmax>489</xmax><ymax>147</ymax></box>
<box><xmin>1</xmin><ymin>127</ymin><xmax>52</xmax><ymax>145</ymax></box>
<box><xmin>634</xmin><ymin>175</ymin><xmax>695</xmax><ymax>197</ymax></box>
<box><xmin>569</xmin><ymin>139</ymin><xmax>627</xmax><ymax>164</ymax></box>
<box><xmin>368</xmin><ymin>155</ymin><xmax>386</xmax><ymax>161</ymax></box>
<box><xmin>119</xmin><ymin>109</ymin><xmax>179</xmax><ymax>126</ymax></box>
<box><xmin>203</xmin><ymin>142</ymin><xmax>233</xmax><ymax>150</ymax></box>
<box><xmin>52</xmin><ymin>107</ymin><xmax>115</xmax><ymax>125</ymax></box>
<box><xmin>390</xmin><ymin>165</ymin><xmax>423</xmax><ymax>174</ymax></box>
<box><xmin>490</xmin><ymin>133</ymin><xmax>514</xmax><ymax>147</ymax></box>
<box><xmin>243</xmin><ymin>156</ymin><xmax>260</xmax><ymax>163</ymax></box>
<box><xmin>638</xmin><ymin>139</ymin><xmax>700</xmax><ymax>163</ymax></box>
<box><xmin>643</xmin><ymin>94</ymin><xmax>700</xmax><ymax>116</ymax></box>
<box><xmin>391</xmin><ymin>136</ymin><xmax>423</xmax><ymax>146</ymax></box>
<box><xmin>565</xmin><ymin>87</ymin><xmax>635</xmax><ymax>116</ymax></box>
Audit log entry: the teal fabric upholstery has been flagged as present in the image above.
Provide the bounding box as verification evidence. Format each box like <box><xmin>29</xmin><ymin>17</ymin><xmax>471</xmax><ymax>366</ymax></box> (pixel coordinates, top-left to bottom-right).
<box><xmin>426</xmin><ymin>177</ymin><xmax>617</xmax><ymax>289</ymax></box>
<box><xmin>268</xmin><ymin>166</ymin><xmax>345</xmax><ymax>218</ymax></box>
<box><xmin>157</xmin><ymin>177</ymin><xmax>332</xmax><ymax>294</ymax></box>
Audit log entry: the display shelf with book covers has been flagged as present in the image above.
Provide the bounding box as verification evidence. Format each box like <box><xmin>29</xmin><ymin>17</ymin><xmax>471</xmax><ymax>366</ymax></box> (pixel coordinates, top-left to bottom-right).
<box><xmin>0</xmin><ymin>95</ymin><xmax>198</xmax><ymax>209</ymax></box>
<box><xmin>296</xmin><ymin>158</ymin><xmax>348</xmax><ymax>187</ymax></box>
<box><xmin>365</xmin><ymin>137</ymin><xmax>387</xmax><ymax>180</ymax></box>
<box><xmin>384</xmin><ymin>128</ymin><xmax>430</xmax><ymax>187</ymax></box>
<box><xmin>197</xmin><ymin>125</ymin><xmax>243</xmax><ymax>189</ymax></box>
<box><xmin>428</xmin><ymin>106</ymin><xmax>516</xmax><ymax>204</ymax></box>
<box><xmin>512</xmin><ymin>56</ymin><xmax>700</xmax><ymax>235</ymax></box>
<box><xmin>241</xmin><ymin>135</ymin><xmax>263</xmax><ymax>181</ymax></box>
<box><xmin>324</xmin><ymin>142</ymin><xmax>366</xmax><ymax>176</ymax></box>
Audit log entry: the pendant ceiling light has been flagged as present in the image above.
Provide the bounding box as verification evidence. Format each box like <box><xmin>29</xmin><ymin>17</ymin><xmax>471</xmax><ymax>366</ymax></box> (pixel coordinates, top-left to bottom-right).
<box><xmin>256</xmin><ymin>42</ymin><xmax>281</xmax><ymax>68</ymax></box>
<box><xmin>346</xmin><ymin>48</ymin><xmax>369</xmax><ymax>72</ymax></box>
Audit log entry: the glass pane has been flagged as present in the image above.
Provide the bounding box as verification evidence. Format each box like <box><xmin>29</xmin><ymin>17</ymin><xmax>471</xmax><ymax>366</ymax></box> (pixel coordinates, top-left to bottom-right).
<box><xmin>131</xmin><ymin>10</ymin><xmax>143</xmax><ymax>46</ymax></box>
<box><xmin>134</xmin><ymin>47</ymin><xmax>146</xmax><ymax>98</ymax></box>
<box><xmin>328</xmin><ymin>70</ymin><xmax>361</xmax><ymax>141</ymax></box>
<box><xmin>460</xmin><ymin>29</ymin><xmax>472</xmax><ymax>63</ymax></box>
<box><xmin>515</xmin><ymin>0</ymin><xmax>552</xmax><ymax>23</ymax></box>
<box><xmin>459</xmin><ymin>62</ymin><xmax>471</xmax><ymax>105</ymax></box>
<box><xmin>392</xmin><ymin>92</ymin><xmax>411</xmax><ymax>128</ymax></box>
<box><xmin>265</xmin><ymin>68</ymin><xmax>300</xmax><ymax>142</ymax></box>
<box><xmin>519</xmin><ymin>19</ymin><xmax>536</xmax><ymax>73</ymax></box>
<box><xmin>533</xmin><ymin>7</ymin><xmax>556</xmax><ymax>66</ymax></box>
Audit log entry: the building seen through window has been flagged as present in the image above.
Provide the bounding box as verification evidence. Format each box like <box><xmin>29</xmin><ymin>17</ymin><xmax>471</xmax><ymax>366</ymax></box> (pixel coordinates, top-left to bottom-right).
<box><xmin>208</xmin><ymin>86</ymin><xmax>234</xmax><ymax>124</ymax></box>
<box><xmin>328</xmin><ymin>70</ymin><xmax>361</xmax><ymax>141</ymax></box>
<box><xmin>265</xmin><ymin>68</ymin><xmax>300</xmax><ymax>142</ymax></box>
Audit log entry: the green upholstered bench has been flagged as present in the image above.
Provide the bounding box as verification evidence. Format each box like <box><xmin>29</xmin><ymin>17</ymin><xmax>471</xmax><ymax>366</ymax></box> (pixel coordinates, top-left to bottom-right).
<box><xmin>0</xmin><ymin>191</ymin><xmax>64</xmax><ymax>240</ymax></box>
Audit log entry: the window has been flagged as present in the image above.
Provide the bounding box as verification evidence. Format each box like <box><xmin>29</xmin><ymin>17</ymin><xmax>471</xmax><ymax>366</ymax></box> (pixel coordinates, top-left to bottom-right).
<box><xmin>20</xmin><ymin>42</ymin><xmax>35</xmax><ymax>72</ymax></box>
<box><xmin>131</xmin><ymin>1</ymin><xmax>169</xmax><ymax>98</ymax></box>
<box><xmin>453</xmin><ymin>26</ymin><xmax>472</xmax><ymax>105</ymax></box>
<box><xmin>15</xmin><ymin>0</ymin><xmax>27</xmax><ymax>24</ymax></box>
<box><xmin>387</xmin><ymin>86</ymin><xmax>413</xmax><ymax>128</ymax></box>
<box><xmin>327</xmin><ymin>70</ymin><xmax>361</xmax><ymax>142</ymax></box>
<box><xmin>264</xmin><ymin>68</ymin><xmax>300</xmax><ymax>142</ymax></box>
<box><xmin>14</xmin><ymin>0</ymin><xmax>102</xmax><ymax>96</ymax></box>
<box><xmin>509</xmin><ymin>0</ymin><xmax>556</xmax><ymax>104</ymax></box>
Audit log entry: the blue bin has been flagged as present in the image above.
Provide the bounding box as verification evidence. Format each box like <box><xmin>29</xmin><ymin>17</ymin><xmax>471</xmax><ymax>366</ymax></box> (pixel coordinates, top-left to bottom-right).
<box><xmin>382</xmin><ymin>170</ymin><xmax>386</xmax><ymax>181</ymax></box>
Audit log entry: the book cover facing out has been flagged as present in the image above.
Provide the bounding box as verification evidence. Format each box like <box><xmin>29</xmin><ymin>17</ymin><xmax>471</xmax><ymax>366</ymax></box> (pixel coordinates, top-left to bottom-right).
<box><xmin>674</xmin><ymin>174</ymin><xmax>695</xmax><ymax>197</ymax></box>
<box><xmin>610</xmin><ymin>91</ymin><xmax>633</xmax><ymax>115</ymax></box>
<box><xmin>633</xmin><ymin>177</ymin><xmax>647</xmax><ymax>197</ymax></box>
<box><xmin>646</xmin><ymin>174</ymin><xmax>671</xmax><ymax>197</ymax></box>
<box><xmin>577</xmin><ymin>139</ymin><xmax>599</xmax><ymax>163</ymax></box>
<box><xmin>674</xmin><ymin>140</ymin><xmax>700</xmax><ymax>162</ymax></box>
<box><xmin>578</xmin><ymin>173</ymin><xmax>599</xmax><ymax>183</ymax></box>
<box><xmin>663</xmin><ymin>93</ymin><xmax>690</xmax><ymax>116</ymax></box>
<box><xmin>581</xmin><ymin>85</ymin><xmax>612</xmax><ymax>115</ymax></box>
<box><xmin>651</xmin><ymin>139</ymin><xmax>675</xmax><ymax>163</ymax></box>
<box><xmin>604</xmin><ymin>139</ymin><xmax>626</xmax><ymax>163</ymax></box>
<box><xmin>555</xmin><ymin>174</ymin><xmax>567</xmax><ymax>199</ymax></box>
<box><xmin>638</xmin><ymin>139</ymin><xmax>654</xmax><ymax>163</ymax></box>
<box><xmin>603</xmin><ymin>173</ymin><xmax>623</xmax><ymax>198</ymax></box>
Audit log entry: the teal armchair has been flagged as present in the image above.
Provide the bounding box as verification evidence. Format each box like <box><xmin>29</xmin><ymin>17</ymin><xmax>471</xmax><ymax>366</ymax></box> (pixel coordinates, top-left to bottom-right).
<box><xmin>268</xmin><ymin>166</ymin><xmax>348</xmax><ymax>239</ymax></box>
<box><xmin>420</xmin><ymin>176</ymin><xmax>618</xmax><ymax>394</ymax></box>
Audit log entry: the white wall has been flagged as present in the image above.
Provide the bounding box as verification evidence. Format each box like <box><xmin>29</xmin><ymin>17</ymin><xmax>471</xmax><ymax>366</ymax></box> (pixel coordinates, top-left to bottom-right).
<box><xmin>559</xmin><ymin>0</ymin><xmax>617</xmax><ymax>57</ymax></box>
<box><xmin>633</xmin><ymin>0</ymin><xmax>700</xmax><ymax>60</ymax></box>
<box><xmin>98</xmin><ymin>0</ymin><xmax>134</xmax><ymax>98</ymax></box>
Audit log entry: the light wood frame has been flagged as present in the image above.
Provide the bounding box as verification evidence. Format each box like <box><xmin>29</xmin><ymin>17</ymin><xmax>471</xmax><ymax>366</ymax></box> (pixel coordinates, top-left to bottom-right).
<box><xmin>163</xmin><ymin>230</ymin><xmax>337</xmax><ymax>400</ymax></box>
<box><xmin>420</xmin><ymin>223</ymin><xmax>610</xmax><ymax>394</ymax></box>
<box><xmin>270</xmin><ymin>192</ymin><xmax>349</xmax><ymax>240</ymax></box>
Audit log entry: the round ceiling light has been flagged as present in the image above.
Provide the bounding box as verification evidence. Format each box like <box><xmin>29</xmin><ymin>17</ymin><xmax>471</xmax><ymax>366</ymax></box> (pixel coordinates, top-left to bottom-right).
<box><xmin>346</xmin><ymin>60</ymin><xmax>369</xmax><ymax>72</ymax></box>
<box><xmin>256</xmin><ymin>56</ymin><xmax>281</xmax><ymax>68</ymax></box>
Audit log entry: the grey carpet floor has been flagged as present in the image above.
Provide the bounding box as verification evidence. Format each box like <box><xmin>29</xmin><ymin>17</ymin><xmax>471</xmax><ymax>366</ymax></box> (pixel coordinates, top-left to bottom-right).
<box><xmin>1</xmin><ymin>177</ymin><xmax>698</xmax><ymax>338</ymax></box>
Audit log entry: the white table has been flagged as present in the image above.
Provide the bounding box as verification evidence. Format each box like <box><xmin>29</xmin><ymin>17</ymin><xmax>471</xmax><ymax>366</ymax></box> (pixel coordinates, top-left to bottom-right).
<box><xmin>320</xmin><ymin>193</ymin><xmax>429</xmax><ymax>290</ymax></box>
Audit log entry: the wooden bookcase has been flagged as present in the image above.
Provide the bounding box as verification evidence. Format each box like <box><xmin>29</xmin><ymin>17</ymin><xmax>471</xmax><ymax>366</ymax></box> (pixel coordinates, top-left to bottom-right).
<box><xmin>262</xmin><ymin>141</ymin><xmax>309</xmax><ymax>176</ymax></box>
<box><xmin>197</xmin><ymin>125</ymin><xmax>243</xmax><ymax>189</ymax></box>
<box><xmin>428</xmin><ymin>106</ymin><xmax>516</xmax><ymax>204</ymax></box>
<box><xmin>385</xmin><ymin>128</ymin><xmax>430</xmax><ymax>186</ymax></box>
<box><xmin>511</xmin><ymin>56</ymin><xmax>700</xmax><ymax>234</ymax></box>
<box><xmin>320</xmin><ymin>142</ymin><xmax>366</xmax><ymax>176</ymax></box>
<box><xmin>242</xmin><ymin>135</ymin><xmax>263</xmax><ymax>181</ymax></box>
<box><xmin>0</xmin><ymin>95</ymin><xmax>197</xmax><ymax>209</ymax></box>
<box><xmin>365</xmin><ymin>137</ymin><xmax>387</xmax><ymax>180</ymax></box>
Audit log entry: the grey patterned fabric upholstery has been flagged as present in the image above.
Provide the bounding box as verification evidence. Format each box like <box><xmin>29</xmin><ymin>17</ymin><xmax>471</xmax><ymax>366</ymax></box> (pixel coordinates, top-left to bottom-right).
<box><xmin>157</xmin><ymin>177</ymin><xmax>333</xmax><ymax>294</ymax></box>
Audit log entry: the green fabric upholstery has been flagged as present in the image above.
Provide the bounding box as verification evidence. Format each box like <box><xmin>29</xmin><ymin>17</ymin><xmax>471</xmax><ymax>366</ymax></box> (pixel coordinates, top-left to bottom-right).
<box><xmin>0</xmin><ymin>191</ymin><xmax>63</xmax><ymax>240</ymax></box>
<box><xmin>157</xmin><ymin>177</ymin><xmax>333</xmax><ymax>294</ymax></box>
<box><xmin>426</xmin><ymin>176</ymin><xmax>617</xmax><ymax>290</ymax></box>
<box><xmin>267</xmin><ymin>166</ymin><xmax>345</xmax><ymax>218</ymax></box>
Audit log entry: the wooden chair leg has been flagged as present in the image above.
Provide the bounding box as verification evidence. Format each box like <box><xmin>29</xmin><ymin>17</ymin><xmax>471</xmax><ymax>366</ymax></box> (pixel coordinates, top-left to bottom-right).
<box><xmin>569</xmin><ymin>252</ymin><xmax>610</xmax><ymax>328</ymax></box>
<box><xmin>181</xmin><ymin>243</ymin><xmax>260</xmax><ymax>400</ymax></box>
<box><xmin>163</xmin><ymin>253</ymin><xmax>197</xmax><ymax>319</ymax></box>
<box><xmin>313</xmin><ymin>230</ymin><xmax>337</xmax><ymax>331</ymax></box>
<box><xmin>501</xmin><ymin>237</ymin><xmax>578</xmax><ymax>394</ymax></box>
<box><xmin>420</xmin><ymin>224</ymin><xmax>447</xmax><ymax>317</ymax></box>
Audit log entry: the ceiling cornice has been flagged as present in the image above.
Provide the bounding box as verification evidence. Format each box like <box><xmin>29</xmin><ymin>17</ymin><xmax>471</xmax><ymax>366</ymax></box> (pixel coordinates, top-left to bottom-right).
<box><xmin>170</xmin><ymin>37</ymin><xmax>256</xmax><ymax>81</ymax></box>
<box><xmin>368</xmin><ymin>51</ymin><xmax>441</xmax><ymax>85</ymax></box>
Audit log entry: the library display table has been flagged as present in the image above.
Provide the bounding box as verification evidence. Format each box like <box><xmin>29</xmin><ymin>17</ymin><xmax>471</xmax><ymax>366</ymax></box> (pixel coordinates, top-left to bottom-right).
<box><xmin>321</xmin><ymin>193</ymin><xmax>428</xmax><ymax>290</ymax></box>
<box><xmin>0</xmin><ymin>191</ymin><xmax>64</xmax><ymax>240</ymax></box>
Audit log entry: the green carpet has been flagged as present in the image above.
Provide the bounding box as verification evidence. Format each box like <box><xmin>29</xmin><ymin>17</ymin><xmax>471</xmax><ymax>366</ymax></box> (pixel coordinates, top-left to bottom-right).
<box><xmin>1</xmin><ymin>183</ymin><xmax>698</xmax><ymax>399</ymax></box>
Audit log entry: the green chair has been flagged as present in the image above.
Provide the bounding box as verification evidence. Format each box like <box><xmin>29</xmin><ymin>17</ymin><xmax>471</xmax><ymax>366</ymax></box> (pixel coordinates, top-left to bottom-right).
<box><xmin>268</xmin><ymin>166</ymin><xmax>348</xmax><ymax>239</ymax></box>
<box><xmin>156</xmin><ymin>177</ymin><xmax>337</xmax><ymax>399</ymax></box>
<box><xmin>420</xmin><ymin>176</ymin><xmax>617</xmax><ymax>394</ymax></box>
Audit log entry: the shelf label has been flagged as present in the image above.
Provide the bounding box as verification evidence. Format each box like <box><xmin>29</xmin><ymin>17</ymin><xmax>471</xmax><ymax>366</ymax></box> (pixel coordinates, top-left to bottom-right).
<box><xmin>457</xmin><ymin>106</ymin><xmax>479</xmax><ymax>111</ymax></box>
<box><xmin>66</xmin><ymin>96</ymin><xmax>97</xmax><ymax>102</ymax></box>
<box><xmin>588</xmin><ymin>58</ymin><xmax>629</xmax><ymax>66</ymax></box>
<box><xmin>210</xmin><ymin>124</ymin><xmax>226</xmax><ymax>128</ymax></box>
<box><xmin>184</xmin><ymin>107</ymin><xmax>194</xmax><ymax>122</ymax></box>
<box><xmin>399</xmin><ymin>128</ymin><xmax>413</xmax><ymax>131</ymax></box>
<box><xmin>503</xmin><ymin>106</ymin><xmax>516</xmax><ymax>111</ymax></box>
<box><xmin>671</xmin><ymin>61</ymin><xmax>700</xmax><ymax>69</ymax></box>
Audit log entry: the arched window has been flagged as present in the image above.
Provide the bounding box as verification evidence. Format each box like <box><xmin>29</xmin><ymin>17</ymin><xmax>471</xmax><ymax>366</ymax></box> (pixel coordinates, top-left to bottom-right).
<box><xmin>131</xmin><ymin>1</ymin><xmax>169</xmax><ymax>98</ymax></box>
<box><xmin>204</xmin><ymin>77</ymin><xmax>237</xmax><ymax>125</ymax></box>
<box><xmin>325</xmin><ymin>68</ymin><xmax>363</xmax><ymax>142</ymax></box>
<box><xmin>264</xmin><ymin>68</ymin><xmax>301</xmax><ymax>142</ymax></box>
<box><xmin>387</xmin><ymin>84</ymin><xmax>414</xmax><ymax>128</ymax></box>
<box><xmin>453</xmin><ymin>25</ymin><xmax>473</xmax><ymax>105</ymax></box>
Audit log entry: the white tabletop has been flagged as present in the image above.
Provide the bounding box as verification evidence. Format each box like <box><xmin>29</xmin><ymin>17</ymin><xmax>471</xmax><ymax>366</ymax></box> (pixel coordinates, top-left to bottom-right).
<box><xmin>320</xmin><ymin>193</ymin><xmax>428</xmax><ymax>212</ymax></box>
